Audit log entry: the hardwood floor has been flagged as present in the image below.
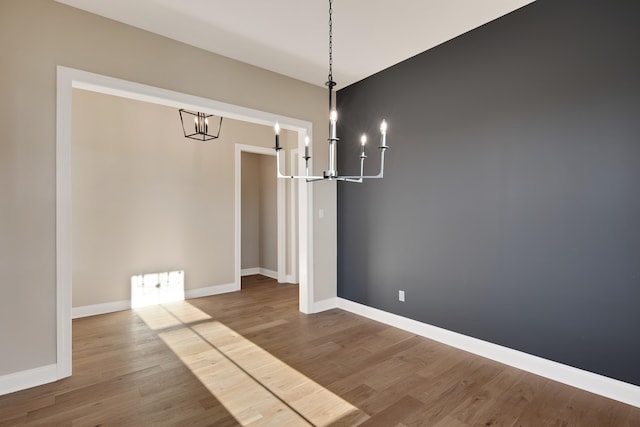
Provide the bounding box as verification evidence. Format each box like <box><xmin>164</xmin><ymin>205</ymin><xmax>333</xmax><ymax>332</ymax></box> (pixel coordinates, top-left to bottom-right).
<box><xmin>1</xmin><ymin>275</ymin><xmax>639</xmax><ymax>426</ymax></box>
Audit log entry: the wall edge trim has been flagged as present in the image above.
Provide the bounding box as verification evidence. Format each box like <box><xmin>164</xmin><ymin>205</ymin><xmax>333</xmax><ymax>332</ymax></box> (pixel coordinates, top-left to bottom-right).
<box><xmin>0</xmin><ymin>364</ymin><xmax>57</xmax><ymax>397</ymax></box>
<box><xmin>335</xmin><ymin>298</ymin><xmax>640</xmax><ymax>408</ymax></box>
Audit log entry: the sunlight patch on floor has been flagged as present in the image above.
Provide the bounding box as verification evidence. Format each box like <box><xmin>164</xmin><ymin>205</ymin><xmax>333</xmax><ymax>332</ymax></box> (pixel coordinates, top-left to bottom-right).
<box><xmin>194</xmin><ymin>321</ymin><xmax>369</xmax><ymax>426</ymax></box>
<box><xmin>162</xmin><ymin>300</ymin><xmax>212</xmax><ymax>324</ymax></box>
<box><xmin>137</xmin><ymin>300</ymin><xmax>369</xmax><ymax>426</ymax></box>
<box><xmin>160</xmin><ymin>326</ymin><xmax>311</xmax><ymax>426</ymax></box>
<box><xmin>134</xmin><ymin>300</ymin><xmax>211</xmax><ymax>331</ymax></box>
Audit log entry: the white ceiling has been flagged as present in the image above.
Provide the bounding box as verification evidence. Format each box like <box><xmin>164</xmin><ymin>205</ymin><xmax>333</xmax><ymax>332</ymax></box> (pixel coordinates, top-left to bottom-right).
<box><xmin>56</xmin><ymin>0</ymin><xmax>535</xmax><ymax>88</ymax></box>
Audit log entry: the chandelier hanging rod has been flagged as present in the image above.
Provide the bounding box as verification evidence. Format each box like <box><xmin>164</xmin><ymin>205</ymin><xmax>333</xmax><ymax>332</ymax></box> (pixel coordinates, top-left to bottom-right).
<box><xmin>273</xmin><ymin>0</ymin><xmax>389</xmax><ymax>183</ymax></box>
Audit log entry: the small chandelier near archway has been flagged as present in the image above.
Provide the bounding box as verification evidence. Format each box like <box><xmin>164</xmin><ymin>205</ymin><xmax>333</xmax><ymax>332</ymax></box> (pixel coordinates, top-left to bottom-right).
<box><xmin>179</xmin><ymin>109</ymin><xmax>223</xmax><ymax>141</ymax></box>
<box><xmin>274</xmin><ymin>0</ymin><xmax>389</xmax><ymax>183</ymax></box>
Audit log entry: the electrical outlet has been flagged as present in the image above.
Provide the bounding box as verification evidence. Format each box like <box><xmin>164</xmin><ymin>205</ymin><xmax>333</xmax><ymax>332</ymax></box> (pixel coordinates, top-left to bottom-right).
<box><xmin>399</xmin><ymin>290</ymin><xmax>405</xmax><ymax>302</ymax></box>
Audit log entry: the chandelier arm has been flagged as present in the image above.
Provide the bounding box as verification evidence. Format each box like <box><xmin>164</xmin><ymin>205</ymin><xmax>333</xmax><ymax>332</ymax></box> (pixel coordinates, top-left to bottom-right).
<box><xmin>333</xmin><ymin>154</ymin><xmax>367</xmax><ymax>183</ymax></box>
<box><xmin>335</xmin><ymin>175</ymin><xmax>381</xmax><ymax>181</ymax></box>
<box><xmin>275</xmin><ymin>147</ymin><xmax>285</xmax><ymax>176</ymax></box>
<box><xmin>332</xmin><ymin>146</ymin><xmax>389</xmax><ymax>181</ymax></box>
<box><xmin>276</xmin><ymin>171</ymin><xmax>325</xmax><ymax>180</ymax></box>
<box><xmin>276</xmin><ymin>149</ymin><xmax>325</xmax><ymax>182</ymax></box>
<box><xmin>275</xmin><ymin>149</ymin><xmax>324</xmax><ymax>180</ymax></box>
<box><xmin>277</xmin><ymin>173</ymin><xmax>326</xmax><ymax>180</ymax></box>
<box><xmin>276</xmin><ymin>146</ymin><xmax>388</xmax><ymax>182</ymax></box>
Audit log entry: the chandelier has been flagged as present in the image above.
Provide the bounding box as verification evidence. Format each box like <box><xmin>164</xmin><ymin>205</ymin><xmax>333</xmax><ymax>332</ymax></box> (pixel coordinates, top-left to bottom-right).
<box><xmin>179</xmin><ymin>109</ymin><xmax>223</xmax><ymax>141</ymax></box>
<box><xmin>274</xmin><ymin>0</ymin><xmax>389</xmax><ymax>182</ymax></box>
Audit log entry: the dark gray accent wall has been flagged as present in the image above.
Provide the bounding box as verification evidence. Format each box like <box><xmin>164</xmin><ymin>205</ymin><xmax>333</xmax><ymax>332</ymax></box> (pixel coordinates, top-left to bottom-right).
<box><xmin>336</xmin><ymin>0</ymin><xmax>640</xmax><ymax>386</ymax></box>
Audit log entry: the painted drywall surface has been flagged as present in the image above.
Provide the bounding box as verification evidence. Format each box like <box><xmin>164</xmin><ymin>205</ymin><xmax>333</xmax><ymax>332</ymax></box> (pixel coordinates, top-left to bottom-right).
<box><xmin>259</xmin><ymin>155</ymin><xmax>278</xmax><ymax>272</ymax></box>
<box><xmin>0</xmin><ymin>0</ymin><xmax>335</xmax><ymax>376</ymax></box>
<box><xmin>314</xmin><ymin>180</ymin><xmax>337</xmax><ymax>298</ymax></box>
<box><xmin>337</xmin><ymin>0</ymin><xmax>640</xmax><ymax>385</ymax></box>
<box><xmin>285</xmin><ymin>150</ymin><xmax>299</xmax><ymax>280</ymax></box>
<box><xmin>241</xmin><ymin>153</ymin><xmax>261</xmax><ymax>270</ymax></box>
<box><xmin>240</xmin><ymin>152</ymin><xmax>278</xmax><ymax>273</ymax></box>
<box><xmin>73</xmin><ymin>90</ymin><xmax>282</xmax><ymax>307</ymax></box>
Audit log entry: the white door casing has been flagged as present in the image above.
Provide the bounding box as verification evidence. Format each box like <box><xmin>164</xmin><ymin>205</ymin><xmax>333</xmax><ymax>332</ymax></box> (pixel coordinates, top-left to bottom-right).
<box><xmin>56</xmin><ymin>66</ymin><xmax>314</xmax><ymax>380</ymax></box>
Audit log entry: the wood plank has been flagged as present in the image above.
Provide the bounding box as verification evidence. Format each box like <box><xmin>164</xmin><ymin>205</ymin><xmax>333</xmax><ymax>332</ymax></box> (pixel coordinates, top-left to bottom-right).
<box><xmin>1</xmin><ymin>275</ymin><xmax>639</xmax><ymax>426</ymax></box>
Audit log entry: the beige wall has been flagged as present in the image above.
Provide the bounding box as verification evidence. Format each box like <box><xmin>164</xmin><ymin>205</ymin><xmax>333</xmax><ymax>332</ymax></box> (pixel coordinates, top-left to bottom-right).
<box><xmin>73</xmin><ymin>89</ymin><xmax>283</xmax><ymax>307</ymax></box>
<box><xmin>241</xmin><ymin>153</ymin><xmax>260</xmax><ymax>270</ymax></box>
<box><xmin>258</xmin><ymin>155</ymin><xmax>277</xmax><ymax>272</ymax></box>
<box><xmin>240</xmin><ymin>152</ymin><xmax>278</xmax><ymax>273</ymax></box>
<box><xmin>0</xmin><ymin>0</ymin><xmax>336</xmax><ymax>377</ymax></box>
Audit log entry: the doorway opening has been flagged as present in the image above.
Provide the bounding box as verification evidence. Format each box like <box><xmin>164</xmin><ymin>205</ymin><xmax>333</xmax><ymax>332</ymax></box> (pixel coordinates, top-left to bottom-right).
<box><xmin>240</xmin><ymin>151</ymin><xmax>278</xmax><ymax>283</ymax></box>
<box><xmin>56</xmin><ymin>66</ymin><xmax>314</xmax><ymax>380</ymax></box>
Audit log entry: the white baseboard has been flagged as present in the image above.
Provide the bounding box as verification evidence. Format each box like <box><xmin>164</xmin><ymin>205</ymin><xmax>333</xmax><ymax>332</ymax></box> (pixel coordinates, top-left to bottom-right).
<box><xmin>311</xmin><ymin>297</ymin><xmax>338</xmax><ymax>313</ymax></box>
<box><xmin>241</xmin><ymin>267</ymin><xmax>260</xmax><ymax>276</ymax></box>
<box><xmin>241</xmin><ymin>267</ymin><xmax>278</xmax><ymax>280</ymax></box>
<box><xmin>185</xmin><ymin>282</ymin><xmax>238</xmax><ymax>299</ymax></box>
<box><xmin>284</xmin><ymin>275</ymin><xmax>297</xmax><ymax>284</ymax></box>
<box><xmin>72</xmin><ymin>300</ymin><xmax>131</xmax><ymax>319</ymax></box>
<box><xmin>259</xmin><ymin>268</ymin><xmax>277</xmax><ymax>280</ymax></box>
<box><xmin>72</xmin><ymin>283</ymin><xmax>239</xmax><ymax>319</ymax></box>
<box><xmin>0</xmin><ymin>364</ymin><xmax>57</xmax><ymax>396</ymax></box>
<box><xmin>334</xmin><ymin>298</ymin><xmax>640</xmax><ymax>409</ymax></box>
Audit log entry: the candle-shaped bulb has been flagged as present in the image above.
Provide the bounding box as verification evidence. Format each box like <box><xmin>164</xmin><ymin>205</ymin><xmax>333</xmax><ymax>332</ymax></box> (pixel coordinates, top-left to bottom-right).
<box><xmin>305</xmin><ymin>136</ymin><xmax>310</xmax><ymax>147</ymax></box>
<box><xmin>381</xmin><ymin>120</ymin><xmax>388</xmax><ymax>147</ymax></box>
<box><xmin>274</xmin><ymin>122</ymin><xmax>280</xmax><ymax>149</ymax></box>
<box><xmin>361</xmin><ymin>134</ymin><xmax>367</xmax><ymax>157</ymax></box>
<box><xmin>329</xmin><ymin>110</ymin><xmax>337</xmax><ymax>139</ymax></box>
<box><xmin>304</xmin><ymin>136</ymin><xmax>310</xmax><ymax>158</ymax></box>
<box><xmin>205</xmin><ymin>117</ymin><xmax>209</xmax><ymax>134</ymax></box>
<box><xmin>194</xmin><ymin>116</ymin><xmax>198</xmax><ymax>133</ymax></box>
